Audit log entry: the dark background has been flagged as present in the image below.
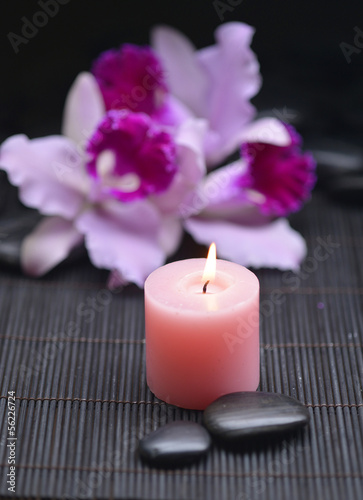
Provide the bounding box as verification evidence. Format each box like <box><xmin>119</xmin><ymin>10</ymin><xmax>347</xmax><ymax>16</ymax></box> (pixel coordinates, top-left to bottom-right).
<box><xmin>1</xmin><ymin>0</ymin><xmax>363</xmax><ymax>144</ymax></box>
<box><xmin>0</xmin><ymin>5</ymin><xmax>363</xmax><ymax>500</ymax></box>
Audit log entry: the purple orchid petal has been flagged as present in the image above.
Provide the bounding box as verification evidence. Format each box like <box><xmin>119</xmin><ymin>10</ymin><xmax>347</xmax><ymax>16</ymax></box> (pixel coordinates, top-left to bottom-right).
<box><xmin>107</xmin><ymin>269</ymin><xmax>129</xmax><ymax>291</ymax></box>
<box><xmin>158</xmin><ymin>216</ymin><xmax>184</xmax><ymax>256</ymax></box>
<box><xmin>181</xmin><ymin>159</ymin><xmax>269</xmax><ymax>224</ymax></box>
<box><xmin>0</xmin><ymin>134</ymin><xmax>88</xmax><ymax>219</ymax></box>
<box><xmin>152</xmin><ymin>118</ymin><xmax>207</xmax><ymax>214</ymax></box>
<box><xmin>86</xmin><ymin>109</ymin><xmax>177</xmax><ymax>203</ymax></box>
<box><xmin>174</xmin><ymin>118</ymin><xmax>207</xmax><ymax>184</ymax></box>
<box><xmin>151</xmin><ymin>25</ymin><xmax>209</xmax><ymax>119</ymax></box>
<box><xmin>152</xmin><ymin>94</ymin><xmax>194</xmax><ymax>127</ymax></box>
<box><xmin>198</xmin><ymin>22</ymin><xmax>262</xmax><ymax>165</ymax></box>
<box><xmin>92</xmin><ymin>44</ymin><xmax>168</xmax><ymax>116</ymax></box>
<box><xmin>189</xmin><ymin>121</ymin><xmax>316</xmax><ymax>221</ymax></box>
<box><xmin>62</xmin><ymin>72</ymin><xmax>105</xmax><ymax>145</ymax></box>
<box><xmin>184</xmin><ymin>216</ymin><xmax>307</xmax><ymax>270</ymax></box>
<box><xmin>152</xmin><ymin>23</ymin><xmax>262</xmax><ymax>167</ymax></box>
<box><xmin>21</xmin><ymin>216</ymin><xmax>83</xmax><ymax>276</ymax></box>
<box><xmin>238</xmin><ymin>118</ymin><xmax>291</xmax><ymax>147</ymax></box>
<box><xmin>199</xmin><ymin>22</ymin><xmax>261</xmax><ymax>101</ymax></box>
<box><xmin>75</xmin><ymin>201</ymin><xmax>169</xmax><ymax>287</ymax></box>
<box><xmin>240</xmin><ymin>123</ymin><xmax>316</xmax><ymax>217</ymax></box>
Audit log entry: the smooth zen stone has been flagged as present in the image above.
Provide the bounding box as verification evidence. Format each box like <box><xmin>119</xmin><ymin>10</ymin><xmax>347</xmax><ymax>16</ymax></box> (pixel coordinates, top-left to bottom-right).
<box><xmin>340</xmin><ymin>77</ymin><xmax>363</xmax><ymax>130</ymax></box>
<box><xmin>0</xmin><ymin>212</ymin><xmax>86</xmax><ymax>267</ymax></box>
<box><xmin>307</xmin><ymin>139</ymin><xmax>363</xmax><ymax>186</ymax></box>
<box><xmin>326</xmin><ymin>175</ymin><xmax>363</xmax><ymax>205</ymax></box>
<box><xmin>139</xmin><ymin>421</ymin><xmax>211</xmax><ymax>467</ymax></box>
<box><xmin>203</xmin><ymin>392</ymin><xmax>309</xmax><ymax>441</ymax></box>
<box><xmin>0</xmin><ymin>172</ymin><xmax>8</xmax><ymax>212</ymax></box>
<box><xmin>0</xmin><ymin>212</ymin><xmax>42</xmax><ymax>266</ymax></box>
<box><xmin>256</xmin><ymin>107</ymin><xmax>307</xmax><ymax>130</ymax></box>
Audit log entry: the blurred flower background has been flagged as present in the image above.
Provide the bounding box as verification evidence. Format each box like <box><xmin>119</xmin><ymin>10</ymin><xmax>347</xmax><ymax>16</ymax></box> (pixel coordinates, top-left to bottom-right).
<box><xmin>0</xmin><ymin>1</ymin><xmax>362</xmax><ymax>286</ymax></box>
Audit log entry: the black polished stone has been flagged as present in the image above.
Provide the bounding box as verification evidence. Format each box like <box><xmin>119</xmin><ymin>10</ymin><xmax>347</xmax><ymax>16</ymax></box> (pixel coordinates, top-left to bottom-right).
<box><xmin>340</xmin><ymin>77</ymin><xmax>363</xmax><ymax>131</ymax></box>
<box><xmin>0</xmin><ymin>212</ymin><xmax>42</xmax><ymax>266</ymax></box>
<box><xmin>0</xmin><ymin>172</ymin><xmax>8</xmax><ymax>212</ymax></box>
<box><xmin>139</xmin><ymin>421</ymin><xmax>211</xmax><ymax>468</ymax></box>
<box><xmin>326</xmin><ymin>175</ymin><xmax>363</xmax><ymax>205</ymax></box>
<box><xmin>307</xmin><ymin>139</ymin><xmax>363</xmax><ymax>186</ymax></box>
<box><xmin>0</xmin><ymin>211</ymin><xmax>86</xmax><ymax>268</ymax></box>
<box><xmin>256</xmin><ymin>107</ymin><xmax>307</xmax><ymax>131</ymax></box>
<box><xmin>203</xmin><ymin>392</ymin><xmax>309</xmax><ymax>442</ymax></box>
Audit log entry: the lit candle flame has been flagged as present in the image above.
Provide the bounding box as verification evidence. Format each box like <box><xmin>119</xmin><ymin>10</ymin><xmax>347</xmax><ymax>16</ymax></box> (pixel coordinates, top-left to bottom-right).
<box><xmin>202</xmin><ymin>243</ymin><xmax>216</xmax><ymax>288</ymax></box>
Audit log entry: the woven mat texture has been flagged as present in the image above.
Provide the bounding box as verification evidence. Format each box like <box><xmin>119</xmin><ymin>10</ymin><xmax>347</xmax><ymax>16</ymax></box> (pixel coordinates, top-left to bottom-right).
<box><xmin>0</xmin><ymin>192</ymin><xmax>362</xmax><ymax>500</ymax></box>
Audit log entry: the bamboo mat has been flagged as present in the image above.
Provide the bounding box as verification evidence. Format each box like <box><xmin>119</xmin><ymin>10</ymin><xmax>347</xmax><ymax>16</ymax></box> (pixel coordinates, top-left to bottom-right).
<box><xmin>0</xmin><ymin>192</ymin><xmax>362</xmax><ymax>500</ymax></box>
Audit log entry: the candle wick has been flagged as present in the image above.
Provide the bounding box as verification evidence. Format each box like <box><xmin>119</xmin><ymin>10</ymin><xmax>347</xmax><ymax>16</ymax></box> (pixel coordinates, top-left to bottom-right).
<box><xmin>203</xmin><ymin>280</ymin><xmax>210</xmax><ymax>294</ymax></box>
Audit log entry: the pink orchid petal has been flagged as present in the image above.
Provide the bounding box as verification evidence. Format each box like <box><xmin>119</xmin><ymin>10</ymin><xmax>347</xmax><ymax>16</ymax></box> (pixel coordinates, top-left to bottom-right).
<box><xmin>153</xmin><ymin>94</ymin><xmax>194</xmax><ymax>127</ymax></box>
<box><xmin>184</xmin><ymin>217</ymin><xmax>307</xmax><ymax>270</ymax></box>
<box><xmin>175</xmin><ymin>118</ymin><xmax>207</xmax><ymax>180</ymax></box>
<box><xmin>190</xmin><ymin>120</ymin><xmax>315</xmax><ymax>221</ymax></box>
<box><xmin>158</xmin><ymin>216</ymin><xmax>183</xmax><ymax>256</ymax></box>
<box><xmin>197</xmin><ymin>22</ymin><xmax>262</xmax><ymax>165</ymax></box>
<box><xmin>151</xmin><ymin>25</ymin><xmax>208</xmax><ymax>118</ymax></box>
<box><xmin>239</xmin><ymin>118</ymin><xmax>292</xmax><ymax>147</ymax></box>
<box><xmin>153</xmin><ymin>23</ymin><xmax>262</xmax><ymax>167</ymax></box>
<box><xmin>62</xmin><ymin>72</ymin><xmax>105</xmax><ymax>145</ymax></box>
<box><xmin>240</xmin><ymin>123</ymin><xmax>316</xmax><ymax>217</ymax></box>
<box><xmin>197</xmin><ymin>160</ymin><xmax>247</xmax><ymax>212</ymax></box>
<box><xmin>75</xmin><ymin>201</ymin><xmax>167</xmax><ymax>287</ymax></box>
<box><xmin>92</xmin><ymin>44</ymin><xmax>168</xmax><ymax>115</ymax></box>
<box><xmin>86</xmin><ymin>110</ymin><xmax>177</xmax><ymax>203</ymax></box>
<box><xmin>201</xmin><ymin>23</ymin><xmax>261</xmax><ymax>98</ymax></box>
<box><xmin>187</xmin><ymin>160</ymin><xmax>269</xmax><ymax>224</ymax></box>
<box><xmin>107</xmin><ymin>269</ymin><xmax>129</xmax><ymax>291</ymax></box>
<box><xmin>152</xmin><ymin>118</ymin><xmax>207</xmax><ymax>214</ymax></box>
<box><xmin>21</xmin><ymin>216</ymin><xmax>83</xmax><ymax>276</ymax></box>
<box><xmin>0</xmin><ymin>134</ymin><xmax>88</xmax><ymax>219</ymax></box>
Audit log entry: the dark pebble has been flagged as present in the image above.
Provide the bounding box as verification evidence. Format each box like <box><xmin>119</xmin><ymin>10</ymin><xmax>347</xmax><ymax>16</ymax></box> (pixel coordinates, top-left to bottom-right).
<box><xmin>0</xmin><ymin>212</ymin><xmax>42</xmax><ymax>266</ymax></box>
<box><xmin>326</xmin><ymin>175</ymin><xmax>363</xmax><ymax>205</ymax></box>
<box><xmin>340</xmin><ymin>77</ymin><xmax>363</xmax><ymax>130</ymax></box>
<box><xmin>203</xmin><ymin>392</ymin><xmax>309</xmax><ymax>442</ymax></box>
<box><xmin>256</xmin><ymin>107</ymin><xmax>307</xmax><ymax>130</ymax></box>
<box><xmin>139</xmin><ymin>421</ymin><xmax>211</xmax><ymax>468</ymax></box>
<box><xmin>342</xmin><ymin>106</ymin><xmax>363</xmax><ymax>131</ymax></box>
<box><xmin>0</xmin><ymin>172</ymin><xmax>8</xmax><ymax>212</ymax></box>
<box><xmin>307</xmin><ymin>139</ymin><xmax>363</xmax><ymax>186</ymax></box>
<box><xmin>0</xmin><ymin>211</ymin><xmax>85</xmax><ymax>268</ymax></box>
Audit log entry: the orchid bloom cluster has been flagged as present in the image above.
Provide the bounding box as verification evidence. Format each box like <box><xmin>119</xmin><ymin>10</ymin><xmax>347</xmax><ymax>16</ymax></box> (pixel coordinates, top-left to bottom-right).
<box><xmin>0</xmin><ymin>23</ymin><xmax>315</xmax><ymax>287</ymax></box>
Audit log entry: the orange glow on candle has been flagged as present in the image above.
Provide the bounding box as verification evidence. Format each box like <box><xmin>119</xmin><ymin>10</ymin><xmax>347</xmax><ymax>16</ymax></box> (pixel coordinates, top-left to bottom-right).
<box><xmin>202</xmin><ymin>243</ymin><xmax>216</xmax><ymax>284</ymax></box>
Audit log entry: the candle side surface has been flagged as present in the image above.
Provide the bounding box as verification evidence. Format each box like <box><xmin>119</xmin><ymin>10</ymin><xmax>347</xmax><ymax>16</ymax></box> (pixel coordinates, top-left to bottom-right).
<box><xmin>144</xmin><ymin>259</ymin><xmax>260</xmax><ymax>410</ymax></box>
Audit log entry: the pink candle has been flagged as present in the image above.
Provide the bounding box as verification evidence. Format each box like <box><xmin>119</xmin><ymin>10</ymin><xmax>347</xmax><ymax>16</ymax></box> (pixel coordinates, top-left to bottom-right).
<box><xmin>144</xmin><ymin>244</ymin><xmax>260</xmax><ymax>410</ymax></box>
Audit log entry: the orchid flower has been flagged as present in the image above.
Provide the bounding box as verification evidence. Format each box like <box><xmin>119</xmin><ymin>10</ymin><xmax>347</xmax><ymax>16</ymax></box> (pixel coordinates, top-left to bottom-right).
<box><xmin>183</xmin><ymin>118</ymin><xmax>316</xmax><ymax>270</ymax></box>
<box><xmin>92</xmin><ymin>43</ymin><xmax>192</xmax><ymax>128</ymax></box>
<box><xmin>0</xmin><ymin>23</ymin><xmax>316</xmax><ymax>285</ymax></box>
<box><xmin>152</xmin><ymin>22</ymin><xmax>262</xmax><ymax>167</ymax></box>
<box><xmin>0</xmin><ymin>72</ymin><xmax>206</xmax><ymax>286</ymax></box>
